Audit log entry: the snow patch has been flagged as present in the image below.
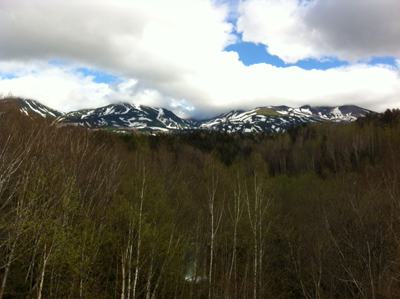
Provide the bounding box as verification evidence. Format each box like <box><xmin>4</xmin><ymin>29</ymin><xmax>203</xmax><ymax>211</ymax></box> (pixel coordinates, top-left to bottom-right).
<box><xmin>331</xmin><ymin>107</ymin><xmax>342</xmax><ymax>117</ymax></box>
<box><xmin>102</xmin><ymin>106</ymin><xmax>115</xmax><ymax>116</ymax></box>
<box><xmin>25</xmin><ymin>101</ymin><xmax>45</xmax><ymax>117</ymax></box>
<box><xmin>82</xmin><ymin>110</ymin><xmax>95</xmax><ymax>119</ymax></box>
<box><xmin>138</xmin><ymin>117</ymin><xmax>152</xmax><ymax>121</ymax></box>
<box><xmin>277</xmin><ymin>110</ymin><xmax>289</xmax><ymax>115</ymax></box>
<box><xmin>300</xmin><ymin>108</ymin><xmax>312</xmax><ymax>115</ymax></box>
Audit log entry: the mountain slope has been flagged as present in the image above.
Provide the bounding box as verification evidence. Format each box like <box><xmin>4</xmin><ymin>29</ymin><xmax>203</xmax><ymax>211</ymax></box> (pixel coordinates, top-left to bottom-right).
<box><xmin>199</xmin><ymin>105</ymin><xmax>372</xmax><ymax>133</ymax></box>
<box><xmin>59</xmin><ymin>103</ymin><xmax>192</xmax><ymax>131</ymax></box>
<box><xmin>2</xmin><ymin>98</ymin><xmax>373</xmax><ymax>133</ymax></box>
<box><xmin>0</xmin><ymin>97</ymin><xmax>63</xmax><ymax>119</ymax></box>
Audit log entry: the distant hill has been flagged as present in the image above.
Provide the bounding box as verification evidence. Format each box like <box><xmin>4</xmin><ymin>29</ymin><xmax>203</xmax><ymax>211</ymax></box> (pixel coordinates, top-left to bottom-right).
<box><xmin>198</xmin><ymin>105</ymin><xmax>372</xmax><ymax>133</ymax></box>
<box><xmin>1</xmin><ymin>97</ymin><xmax>373</xmax><ymax>133</ymax></box>
<box><xmin>0</xmin><ymin>97</ymin><xmax>63</xmax><ymax>119</ymax></box>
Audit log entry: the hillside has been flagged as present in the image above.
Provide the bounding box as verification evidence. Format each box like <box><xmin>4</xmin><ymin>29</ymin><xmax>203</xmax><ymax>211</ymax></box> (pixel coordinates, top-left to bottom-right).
<box><xmin>1</xmin><ymin>97</ymin><xmax>373</xmax><ymax>133</ymax></box>
<box><xmin>1</xmin><ymin>94</ymin><xmax>400</xmax><ymax>298</ymax></box>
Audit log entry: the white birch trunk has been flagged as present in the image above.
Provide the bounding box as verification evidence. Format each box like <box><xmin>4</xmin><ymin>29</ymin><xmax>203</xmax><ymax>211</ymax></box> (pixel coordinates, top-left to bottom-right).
<box><xmin>127</xmin><ymin>238</ymin><xmax>133</xmax><ymax>299</ymax></box>
<box><xmin>121</xmin><ymin>253</ymin><xmax>126</xmax><ymax>299</ymax></box>
<box><xmin>0</xmin><ymin>240</ymin><xmax>16</xmax><ymax>299</ymax></box>
<box><xmin>228</xmin><ymin>171</ymin><xmax>244</xmax><ymax>299</ymax></box>
<box><xmin>37</xmin><ymin>243</ymin><xmax>52</xmax><ymax>299</ymax></box>
<box><xmin>133</xmin><ymin>165</ymin><xmax>146</xmax><ymax>299</ymax></box>
<box><xmin>206</xmin><ymin>164</ymin><xmax>223</xmax><ymax>299</ymax></box>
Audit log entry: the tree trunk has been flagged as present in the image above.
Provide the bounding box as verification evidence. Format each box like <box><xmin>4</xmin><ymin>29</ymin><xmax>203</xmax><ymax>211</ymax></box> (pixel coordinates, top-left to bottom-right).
<box><xmin>38</xmin><ymin>243</ymin><xmax>52</xmax><ymax>299</ymax></box>
<box><xmin>0</xmin><ymin>240</ymin><xmax>16</xmax><ymax>299</ymax></box>
<box><xmin>133</xmin><ymin>165</ymin><xmax>146</xmax><ymax>299</ymax></box>
<box><xmin>121</xmin><ymin>253</ymin><xmax>126</xmax><ymax>299</ymax></box>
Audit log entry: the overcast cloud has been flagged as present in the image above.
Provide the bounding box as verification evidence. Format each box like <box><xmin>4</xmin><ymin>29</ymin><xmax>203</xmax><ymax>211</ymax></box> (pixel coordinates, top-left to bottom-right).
<box><xmin>238</xmin><ymin>0</ymin><xmax>400</xmax><ymax>63</ymax></box>
<box><xmin>0</xmin><ymin>0</ymin><xmax>399</xmax><ymax>119</ymax></box>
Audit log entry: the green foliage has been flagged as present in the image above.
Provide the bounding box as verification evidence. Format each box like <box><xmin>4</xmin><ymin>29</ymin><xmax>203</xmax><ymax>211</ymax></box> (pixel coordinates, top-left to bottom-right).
<box><xmin>255</xmin><ymin>107</ymin><xmax>281</xmax><ymax>116</ymax></box>
<box><xmin>2</xmin><ymin>99</ymin><xmax>400</xmax><ymax>298</ymax></box>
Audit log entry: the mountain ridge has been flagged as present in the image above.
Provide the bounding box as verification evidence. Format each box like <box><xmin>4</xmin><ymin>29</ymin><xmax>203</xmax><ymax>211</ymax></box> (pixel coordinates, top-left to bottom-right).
<box><xmin>1</xmin><ymin>97</ymin><xmax>374</xmax><ymax>133</ymax></box>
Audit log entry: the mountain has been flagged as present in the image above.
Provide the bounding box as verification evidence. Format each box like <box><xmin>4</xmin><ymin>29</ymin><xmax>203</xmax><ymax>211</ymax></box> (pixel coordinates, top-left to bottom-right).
<box><xmin>2</xmin><ymin>97</ymin><xmax>373</xmax><ymax>133</ymax></box>
<box><xmin>59</xmin><ymin>103</ymin><xmax>193</xmax><ymax>132</ymax></box>
<box><xmin>0</xmin><ymin>97</ymin><xmax>63</xmax><ymax>119</ymax></box>
<box><xmin>59</xmin><ymin>103</ymin><xmax>372</xmax><ymax>133</ymax></box>
<box><xmin>199</xmin><ymin>105</ymin><xmax>372</xmax><ymax>133</ymax></box>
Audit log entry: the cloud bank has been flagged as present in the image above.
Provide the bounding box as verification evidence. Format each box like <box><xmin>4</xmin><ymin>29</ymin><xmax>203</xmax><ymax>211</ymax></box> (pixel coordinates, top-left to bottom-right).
<box><xmin>238</xmin><ymin>0</ymin><xmax>400</xmax><ymax>63</ymax></box>
<box><xmin>0</xmin><ymin>0</ymin><xmax>399</xmax><ymax>119</ymax></box>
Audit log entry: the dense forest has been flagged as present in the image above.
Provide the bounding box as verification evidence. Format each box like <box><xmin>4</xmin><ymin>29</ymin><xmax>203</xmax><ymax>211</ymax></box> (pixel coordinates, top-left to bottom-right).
<box><xmin>1</xmin><ymin>97</ymin><xmax>400</xmax><ymax>298</ymax></box>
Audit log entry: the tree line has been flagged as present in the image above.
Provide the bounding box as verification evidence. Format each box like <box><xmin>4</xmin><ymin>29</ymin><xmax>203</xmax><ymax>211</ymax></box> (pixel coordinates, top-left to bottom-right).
<box><xmin>1</xmin><ymin>97</ymin><xmax>400</xmax><ymax>298</ymax></box>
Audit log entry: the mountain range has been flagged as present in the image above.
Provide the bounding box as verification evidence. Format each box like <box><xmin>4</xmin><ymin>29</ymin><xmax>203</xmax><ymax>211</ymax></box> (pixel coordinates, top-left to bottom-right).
<box><xmin>4</xmin><ymin>97</ymin><xmax>373</xmax><ymax>133</ymax></box>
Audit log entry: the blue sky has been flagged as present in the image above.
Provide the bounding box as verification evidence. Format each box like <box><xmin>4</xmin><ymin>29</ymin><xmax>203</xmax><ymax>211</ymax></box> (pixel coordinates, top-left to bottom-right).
<box><xmin>225</xmin><ymin>41</ymin><xmax>349</xmax><ymax>70</ymax></box>
<box><xmin>0</xmin><ymin>0</ymin><xmax>399</xmax><ymax>119</ymax></box>
<box><xmin>75</xmin><ymin>68</ymin><xmax>119</xmax><ymax>84</ymax></box>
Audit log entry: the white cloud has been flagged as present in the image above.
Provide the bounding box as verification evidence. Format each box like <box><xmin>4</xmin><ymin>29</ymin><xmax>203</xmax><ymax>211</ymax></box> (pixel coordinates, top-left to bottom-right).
<box><xmin>237</xmin><ymin>0</ymin><xmax>400</xmax><ymax>63</ymax></box>
<box><xmin>0</xmin><ymin>62</ymin><xmax>114</xmax><ymax>112</ymax></box>
<box><xmin>0</xmin><ymin>0</ymin><xmax>399</xmax><ymax>119</ymax></box>
<box><xmin>237</xmin><ymin>0</ymin><xmax>318</xmax><ymax>63</ymax></box>
<box><xmin>0</xmin><ymin>0</ymin><xmax>238</xmax><ymax>117</ymax></box>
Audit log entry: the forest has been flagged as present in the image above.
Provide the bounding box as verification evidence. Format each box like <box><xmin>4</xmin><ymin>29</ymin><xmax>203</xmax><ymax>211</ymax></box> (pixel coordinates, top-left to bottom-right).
<box><xmin>1</xmin><ymin>97</ymin><xmax>400</xmax><ymax>298</ymax></box>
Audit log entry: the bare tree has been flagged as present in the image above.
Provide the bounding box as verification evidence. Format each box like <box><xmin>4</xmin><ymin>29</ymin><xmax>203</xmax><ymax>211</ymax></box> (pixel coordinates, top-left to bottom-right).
<box><xmin>245</xmin><ymin>161</ymin><xmax>273</xmax><ymax>299</ymax></box>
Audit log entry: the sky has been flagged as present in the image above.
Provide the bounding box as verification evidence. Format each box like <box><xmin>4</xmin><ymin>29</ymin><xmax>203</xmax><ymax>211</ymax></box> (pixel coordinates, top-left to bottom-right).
<box><xmin>0</xmin><ymin>0</ymin><xmax>399</xmax><ymax>120</ymax></box>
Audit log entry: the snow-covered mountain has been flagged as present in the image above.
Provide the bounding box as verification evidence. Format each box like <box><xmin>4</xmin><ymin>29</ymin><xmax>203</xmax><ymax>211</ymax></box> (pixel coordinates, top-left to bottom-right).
<box><xmin>2</xmin><ymin>98</ymin><xmax>373</xmax><ymax>133</ymax></box>
<box><xmin>1</xmin><ymin>97</ymin><xmax>63</xmax><ymax>119</ymax></box>
<box><xmin>199</xmin><ymin>105</ymin><xmax>372</xmax><ymax>133</ymax></box>
<box><xmin>59</xmin><ymin>103</ymin><xmax>192</xmax><ymax>132</ymax></box>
